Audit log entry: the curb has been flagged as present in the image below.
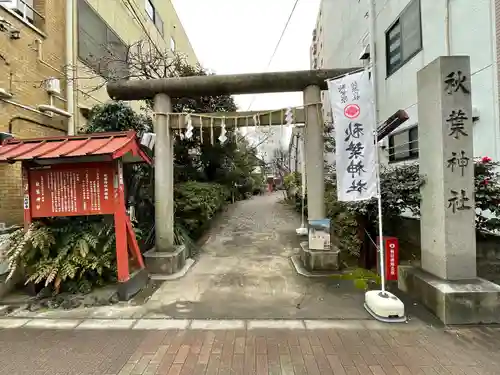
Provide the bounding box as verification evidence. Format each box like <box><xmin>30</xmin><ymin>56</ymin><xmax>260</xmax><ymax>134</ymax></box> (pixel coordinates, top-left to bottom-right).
<box><xmin>0</xmin><ymin>317</ymin><xmax>429</xmax><ymax>331</ymax></box>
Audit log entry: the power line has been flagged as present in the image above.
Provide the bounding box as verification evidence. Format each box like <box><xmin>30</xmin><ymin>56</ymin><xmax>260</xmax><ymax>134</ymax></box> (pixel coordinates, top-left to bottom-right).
<box><xmin>246</xmin><ymin>0</ymin><xmax>300</xmax><ymax>111</ymax></box>
<box><xmin>121</xmin><ymin>0</ymin><xmax>163</xmax><ymax>55</ymax></box>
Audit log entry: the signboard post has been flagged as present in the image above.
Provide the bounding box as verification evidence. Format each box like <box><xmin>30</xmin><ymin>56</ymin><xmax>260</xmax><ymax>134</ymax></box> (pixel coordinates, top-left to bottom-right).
<box><xmin>376</xmin><ymin>237</ymin><xmax>399</xmax><ymax>281</ymax></box>
<box><xmin>385</xmin><ymin>237</ymin><xmax>399</xmax><ymax>281</ymax></box>
<box><xmin>0</xmin><ymin>131</ymin><xmax>151</xmax><ymax>300</ymax></box>
<box><xmin>22</xmin><ymin>160</ymin><xmax>145</xmax><ymax>294</ymax></box>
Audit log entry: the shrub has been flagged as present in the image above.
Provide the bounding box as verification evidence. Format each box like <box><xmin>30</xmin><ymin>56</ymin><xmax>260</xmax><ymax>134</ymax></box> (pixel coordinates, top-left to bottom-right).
<box><xmin>81</xmin><ymin>101</ymin><xmax>152</xmax><ymax>135</ymax></box>
<box><xmin>284</xmin><ymin>171</ymin><xmax>300</xmax><ymax>190</ymax></box>
<box><xmin>330</xmin><ymin>157</ymin><xmax>500</xmax><ymax>265</ymax></box>
<box><xmin>174</xmin><ymin>182</ymin><xmax>229</xmax><ymax>237</ymax></box>
<box><xmin>473</xmin><ymin>157</ymin><xmax>500</xmax><ymax>232</ymax></box>
<box><xmin>283</xmin><ymin>172</ymin><xmax>301</xmax><ymax>196</ymax></box>
<box><xmin>345</xmin><ymin>157</ymin><xmax>500</xmax><ymax>234</ymax></box>
<box><xmin>324</xmin><ymin>184</ymin><xmax>361</xmax><ymax>257</ymax></box>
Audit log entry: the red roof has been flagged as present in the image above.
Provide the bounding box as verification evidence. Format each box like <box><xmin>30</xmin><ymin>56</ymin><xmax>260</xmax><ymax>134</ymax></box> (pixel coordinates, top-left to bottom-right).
<box><xmin>0</xmin><ymin>131</ymin><xmax>151</xmax><ymax>164</ymax></box>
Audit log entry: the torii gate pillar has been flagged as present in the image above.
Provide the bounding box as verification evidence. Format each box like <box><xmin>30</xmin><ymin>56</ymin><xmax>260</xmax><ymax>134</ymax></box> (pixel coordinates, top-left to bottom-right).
<box><xmin>303</xmin><ymin>85</ymin><xmax>325</xmax><ymax>220</ymax></box>
<box><xmin>141</xmin><ymin>93</ymin><xmax>186</xmax><ymax>277</ymax></box>
<box><xmin>153</xmin><ymin>94</ymin><xmax>175</xmax><ymax>251</ymax></box>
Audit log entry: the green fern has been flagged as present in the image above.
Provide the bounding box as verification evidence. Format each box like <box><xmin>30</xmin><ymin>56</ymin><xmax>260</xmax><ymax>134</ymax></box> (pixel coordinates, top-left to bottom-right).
<box><xmin>2</xmin><ymin>218</ymin><xmax>118</xmax><ymax>294</ymax></box>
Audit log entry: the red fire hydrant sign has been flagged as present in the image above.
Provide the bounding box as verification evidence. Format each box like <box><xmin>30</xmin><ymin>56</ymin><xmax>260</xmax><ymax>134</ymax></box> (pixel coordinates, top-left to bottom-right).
<box><xmin>385</xmin><ymin>237</ymin><xmax>399</xmax><ymax>280</ymax></box>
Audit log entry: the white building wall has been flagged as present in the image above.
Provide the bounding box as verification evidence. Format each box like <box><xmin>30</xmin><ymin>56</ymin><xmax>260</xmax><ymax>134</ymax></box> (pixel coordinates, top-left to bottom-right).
<box><xmin>312</xmin><ymin>0</ymin><xmax>500</xmax><ymax>163</ymax></box>
<box><xmin>311</xmin><ymin>0</ymin><xmax>367</xmax><ymax>123</ymax></box>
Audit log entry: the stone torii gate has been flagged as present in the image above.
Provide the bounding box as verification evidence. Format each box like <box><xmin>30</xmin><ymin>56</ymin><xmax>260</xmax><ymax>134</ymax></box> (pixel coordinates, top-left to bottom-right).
<box><xmin>107</xmin><ymin>68</ymin><xmax>358</xmax><ymax>275</ymax></box>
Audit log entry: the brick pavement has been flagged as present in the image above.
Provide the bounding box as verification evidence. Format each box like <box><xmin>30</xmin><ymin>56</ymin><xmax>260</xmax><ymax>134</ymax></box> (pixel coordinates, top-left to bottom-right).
<box><xmin>1</xmin><ymin>326</ymin><xmax>499</xmax><ymax>375</ymax></box>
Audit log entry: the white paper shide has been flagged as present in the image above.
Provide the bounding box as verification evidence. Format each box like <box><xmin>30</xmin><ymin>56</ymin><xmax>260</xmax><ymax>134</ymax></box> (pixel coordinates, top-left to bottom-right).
<box><xmin>327</xmin><ymin>72</ymin><xmax>377</xmax><ymax>202</ymax></box>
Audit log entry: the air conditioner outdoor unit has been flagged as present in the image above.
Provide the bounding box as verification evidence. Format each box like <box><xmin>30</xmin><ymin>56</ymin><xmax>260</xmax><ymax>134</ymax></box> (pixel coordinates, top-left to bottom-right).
<box><xmin>0</xmin><ymin>131</ymin><xmax>13</xmax><ymax>143</ymax></box>
<box><xmin>45</xmin><ymin>77</ymin><xmax>61</xmax><ymax>95</ymax></box>
<box><xmin>359</xmin><ymin>44</ymin><xmax>370</xmax><ymax>60</ymax></box>
<box><xmin>0</xmin><ymin>87</ymin><xmax>12</xmax><ymax>99</ymax></box>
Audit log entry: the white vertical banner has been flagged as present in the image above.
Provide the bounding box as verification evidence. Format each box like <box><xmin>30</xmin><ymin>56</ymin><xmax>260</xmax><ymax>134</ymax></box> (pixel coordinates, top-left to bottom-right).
<box><xmin>327</xmin><ymin>71</ymin><xmax>377</xmax><ymax>202</ymax></box>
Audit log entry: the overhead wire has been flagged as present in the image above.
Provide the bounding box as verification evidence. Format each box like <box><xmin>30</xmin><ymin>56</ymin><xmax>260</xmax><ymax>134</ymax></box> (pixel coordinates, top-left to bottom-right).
<box><xmin>120</xmin><ymin>0</ymin><xmax>163</xmax><ymax>56</ymax></box>
<box><xmin>246</xmin><ymin>0</ymin><xmax>300</xmax><ymax>111</ymax></box>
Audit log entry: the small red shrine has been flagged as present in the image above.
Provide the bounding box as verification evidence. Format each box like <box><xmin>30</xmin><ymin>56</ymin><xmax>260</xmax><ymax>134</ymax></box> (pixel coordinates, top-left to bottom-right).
<box><xmin>0</xmin><ymin>131</ymin><xmax>151</xmax><ymax>300</ymax></box>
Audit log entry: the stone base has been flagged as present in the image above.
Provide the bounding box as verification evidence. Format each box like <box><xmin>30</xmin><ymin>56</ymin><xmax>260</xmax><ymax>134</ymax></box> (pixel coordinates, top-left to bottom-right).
<box><xmin>117</xmin><ymin>268</ymin><xmax>149</xmax><ymax>301</ymax></box>
<box><xmin>143</xmin><ymin>245</ymin><xmax>187</xmax><ymax>275</ymax></box>
<box><xmin>299</xmin><ymin>241</ymin><xmax>340</xmax><ymax>272</ymax></box>
<box><xmin>150</xmin><ymin>258</ymin><xmax>195</xmax><ymax>281</ymax></box>
<box><xmin>398</xmin><ymin>265</ymin><xmax>500</xmax><ymax>325</ymax></box>
<box><xmin>291</xmin><ymin>255</ymin><xmax>348</xmax><ymax>278</ymax></box>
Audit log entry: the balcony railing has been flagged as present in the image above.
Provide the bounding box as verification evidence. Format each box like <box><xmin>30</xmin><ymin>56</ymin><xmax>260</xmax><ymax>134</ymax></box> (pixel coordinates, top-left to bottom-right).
<box><xmin>0</xmin><ymin>0</ymin><xmax>45</xmax><ymax>31</ymax></box>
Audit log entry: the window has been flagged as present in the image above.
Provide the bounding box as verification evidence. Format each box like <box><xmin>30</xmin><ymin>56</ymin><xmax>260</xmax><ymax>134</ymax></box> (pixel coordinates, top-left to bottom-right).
<box><xmin>1</xmin><ymin>0</ymin><xmax>34</xmax><ymax>24</ymax></box>
<box><xmin>145</xmin><ymin>0</ymin><xmax>164</xmax><ymax>37</ymax></box>
<box><xmin>385</xmin><ymin>0</ymin><xmax>422</xmax><ymax>76</ymax></box>
<box><xmin>145</xmin><ymin>0</ymin><xmax>154</xmax><ymax>19</ymax></box>
<box><xmin>388</xmin><ymin>126</ymin><xmax>419</xmax><ymax>162</ymax></box>
<box><xmin>170</xmin><ymin>37</ymin><xmax>176</xmax><ymax>52</ymax></box>
<box><xmin>77</xmin><ymin>0</ymin><xmax>128</xmax><ymax>79</ymax></box>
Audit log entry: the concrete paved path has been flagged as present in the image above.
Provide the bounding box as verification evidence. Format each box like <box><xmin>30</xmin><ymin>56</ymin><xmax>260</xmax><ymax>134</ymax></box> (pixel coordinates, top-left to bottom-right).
<box><xmin>1</xmin><ymin>325</ymin><xmax>499</xmax><ymax>374</ymax></box>
<box><xmin>144</xmin><ymin>192</ymin><xmax>369</xmax><ymax>320</ymax></box>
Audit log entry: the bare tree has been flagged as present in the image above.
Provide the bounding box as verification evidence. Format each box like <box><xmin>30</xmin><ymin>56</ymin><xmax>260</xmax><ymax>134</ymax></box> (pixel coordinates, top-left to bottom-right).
<box><xmin>77</xmin><ymin>39</ymin><xmax>191</xmax><ymax>95</ymax></box>
<box><xmin>77</xmin><ymin>39</ymin><xmax>274</xmax><ymax>145</ymax></box>
<box><xmin>270</xmin><ymin>146</ymin><xmax>290</xmax><ymax>182</ymax></box>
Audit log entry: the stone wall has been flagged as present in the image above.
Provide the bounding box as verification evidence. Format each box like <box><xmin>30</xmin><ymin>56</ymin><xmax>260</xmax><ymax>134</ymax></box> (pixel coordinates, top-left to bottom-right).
<box><xmin>385</xmin><ymin>217</ymin><xmax>500</xmax><ymax>283</ymax></box>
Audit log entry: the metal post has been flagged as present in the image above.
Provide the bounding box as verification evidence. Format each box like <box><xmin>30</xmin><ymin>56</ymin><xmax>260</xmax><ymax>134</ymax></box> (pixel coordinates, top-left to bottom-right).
<box><xmin>368</xmin><ymin>0</ymin><xmax>386</xmax><ymax>291</ymax></box>
<box><xmin>65</xmin><ymin>0</ymin><xmax>75</xmax><ymax>135</ymax></box>
<box><xmin>153</xmin><ymin>94</ymin><xmax>174</xmax><ymax>251</ymax></box>
<box><xmin>303</xmin><ymin>85</ymin><xmax>325</xmax><ymax>220</ymax></box>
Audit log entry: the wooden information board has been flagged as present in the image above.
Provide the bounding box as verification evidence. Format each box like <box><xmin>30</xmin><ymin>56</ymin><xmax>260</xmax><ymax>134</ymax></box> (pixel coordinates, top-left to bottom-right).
<box><xmin>27</xmin><ymin>163</ymin><xmax>116</xmax><ymax>217</ymax></box>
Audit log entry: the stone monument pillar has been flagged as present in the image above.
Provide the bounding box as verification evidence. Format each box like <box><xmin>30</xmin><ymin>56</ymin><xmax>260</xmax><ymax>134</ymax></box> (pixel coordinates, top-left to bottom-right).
<box><xmin>398</xmin><ymin>56</ymin><xmax>500</xmax><ymax>324</ymax></box>
<box><xmin>419</xmin><ymin>56</ymin><xmax>476</xmax><ymax>280</ymax></box>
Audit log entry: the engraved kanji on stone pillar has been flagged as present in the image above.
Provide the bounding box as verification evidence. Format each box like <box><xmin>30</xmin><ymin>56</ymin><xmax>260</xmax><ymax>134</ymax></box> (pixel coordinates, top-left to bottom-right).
<box><xmin>418</xmin><ymin>56</ymin><xmax>476</xmax><ymax>280</ymax></box>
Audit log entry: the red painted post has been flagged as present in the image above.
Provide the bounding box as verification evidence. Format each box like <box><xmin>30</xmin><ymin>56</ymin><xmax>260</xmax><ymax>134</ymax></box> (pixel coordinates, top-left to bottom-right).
<box><xmin>126</xmin><ymin>217</ymin><xmax>145</xmax><ymax>268</ymax></box>
<box><xmin>114</xmin><ymin>160</ymin><xmax>129</xmax><ymax>282</ymax></box>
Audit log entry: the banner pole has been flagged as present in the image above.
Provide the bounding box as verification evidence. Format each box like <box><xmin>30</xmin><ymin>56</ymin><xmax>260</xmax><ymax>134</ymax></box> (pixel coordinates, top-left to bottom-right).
<box><xmin>374</xmin><ymin>133</ymin><xmax>386</xmax><ymax>292</ymax></box>
<box><xmin>368</xmin><ymin>80</ymin><xmax>386</xmax><ymax>291</ymax></box>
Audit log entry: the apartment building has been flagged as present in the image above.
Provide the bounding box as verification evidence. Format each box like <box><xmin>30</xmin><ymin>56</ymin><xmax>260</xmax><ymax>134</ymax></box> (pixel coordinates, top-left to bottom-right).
<box><xmin>0</xmin><ymin>0</ymin><xmax>197</xmax><ymax>225</ymax></box>
<box><xmin>311</xmin><ymin>0</ymin><xmax>499</xmax><ymax>165</ymax></box>
<box><xmin>75</xmin><ymin>0</ymin><xmax>198</xmax><ymax>127</ymax></box>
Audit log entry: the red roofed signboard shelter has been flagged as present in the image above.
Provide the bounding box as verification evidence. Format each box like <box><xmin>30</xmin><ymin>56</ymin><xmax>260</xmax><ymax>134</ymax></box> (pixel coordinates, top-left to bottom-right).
<box><xmin>0</xmin><ymin>131</ymin><xmax>151</xmax><ymax>300</ymax></box>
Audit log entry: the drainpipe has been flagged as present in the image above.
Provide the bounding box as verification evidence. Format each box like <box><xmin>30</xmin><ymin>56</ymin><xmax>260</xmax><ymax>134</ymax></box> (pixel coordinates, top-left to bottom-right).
<box><xmin>66</xmin><ymin>0</ymin><xmax>75</xmax><ymax>135</ymax></box>
<box><xmin>73</xmin><ymin>0</ymin><xmax>79</xmax><ymax>131</ymax></box>
<box><xmin>489</xmin><ymin>0</ymin><xmax>500</xmax><ymax>162</ymax></box>
<box><xmin>445</xmin><ymin>0</ymin><xmax>451</xmax><ymax>55</ymax></box>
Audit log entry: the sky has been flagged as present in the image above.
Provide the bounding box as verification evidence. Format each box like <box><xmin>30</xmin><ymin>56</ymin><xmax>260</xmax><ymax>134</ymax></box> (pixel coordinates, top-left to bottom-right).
<box><xmin>171</xmin><ymin>0</ymin><xmax>321</xmax><ymax>158</ymax></box>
